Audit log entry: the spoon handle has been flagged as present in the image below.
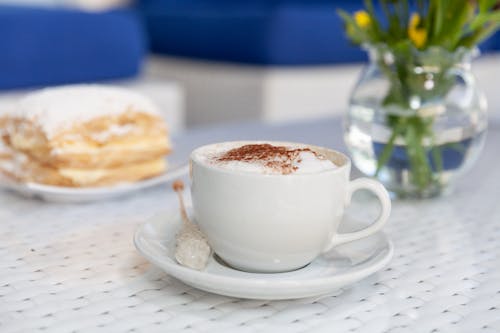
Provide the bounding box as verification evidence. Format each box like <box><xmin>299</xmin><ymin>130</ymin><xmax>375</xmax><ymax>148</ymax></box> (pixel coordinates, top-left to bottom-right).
<box><xmin>172</xmin><ymin>180</ymin><xmax>190</xmax><ymax>226</ymax></box>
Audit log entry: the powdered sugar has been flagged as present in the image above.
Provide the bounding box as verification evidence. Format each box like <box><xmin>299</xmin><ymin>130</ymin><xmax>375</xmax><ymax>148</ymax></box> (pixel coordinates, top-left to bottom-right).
<box><xmin>8</xmin><ymin>85</ymin><xmax>159</xmax><ymax>138</ymax></box>
<box><xmin>90</xmin><ymin>124</ymin><xmax>136</xmax><ymax>143</ymax></box>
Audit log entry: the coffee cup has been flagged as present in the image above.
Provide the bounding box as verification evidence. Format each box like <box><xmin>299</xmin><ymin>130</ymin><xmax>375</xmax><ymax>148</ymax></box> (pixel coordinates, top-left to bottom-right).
<box><xmin>190</xmin><ymin>141</ymin><xmax>391</xmax><ymax>273</ymax></box>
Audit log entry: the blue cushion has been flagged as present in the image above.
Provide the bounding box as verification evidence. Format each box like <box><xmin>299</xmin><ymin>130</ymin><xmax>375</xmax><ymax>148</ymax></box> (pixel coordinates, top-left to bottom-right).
<box><xmin>137</xmin><ymin>0</ymin><xmax>367</xmax><ymax>65</ymax></box>
<box><xmin>138</xmin><ymin>0</ymin><xmax>499</xmax><ymax>65</ymax></box>
<box><xmin>0</xmin><ymin>6</ymin><xmax>146</xmax><ymax>90</ymax></box>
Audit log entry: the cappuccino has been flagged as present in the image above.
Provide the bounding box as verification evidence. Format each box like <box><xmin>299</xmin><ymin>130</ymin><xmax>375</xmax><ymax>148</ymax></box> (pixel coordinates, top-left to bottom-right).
<box><xmin>193</xmin><ymin>142</ymin><xmax>337</xmax><ymax>175</ymax></box>
<box><xmin>190</xmin><ymin>141</ymin><xmax>391</xmax><ymax>272</ymax></box>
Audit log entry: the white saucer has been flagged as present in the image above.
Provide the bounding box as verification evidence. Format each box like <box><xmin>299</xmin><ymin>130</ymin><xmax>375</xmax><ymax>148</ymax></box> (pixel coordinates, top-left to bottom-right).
<box><xmin>134</xmin><ymin>211</ymin><xmax>394</xmax><ymax>300</ymax></box>
<box><xmin>0</xmin><ymin>162</ymin><xmax>189</xmax><ymax>203</ymax></box>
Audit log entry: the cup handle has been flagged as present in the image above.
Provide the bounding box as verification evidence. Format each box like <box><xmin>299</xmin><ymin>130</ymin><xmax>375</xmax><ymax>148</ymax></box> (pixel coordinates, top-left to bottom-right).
<box><xmin>323</xmin><ymin>178</ymin><xmax>391</xmax><ymax>252</ymax></box>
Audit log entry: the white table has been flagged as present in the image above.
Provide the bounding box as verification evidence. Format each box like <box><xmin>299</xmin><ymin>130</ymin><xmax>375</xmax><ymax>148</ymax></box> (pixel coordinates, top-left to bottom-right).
<box><xmin>1</xmin><ymin>118</ymin><xmax>499</xmax><ymax>332</ymax></box>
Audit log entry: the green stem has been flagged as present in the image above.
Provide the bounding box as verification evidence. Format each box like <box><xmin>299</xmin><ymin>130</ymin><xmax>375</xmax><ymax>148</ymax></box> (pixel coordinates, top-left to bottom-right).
<box><xmin>375</xmin><ymin>119</ymin><xmax>404</xmax><ymax>176</ymax></box>
<box><xmin>405</xmin><ymin>118</ymin><xmax>433</xmax><ymax>190</ymax></box>
<box><xmin>431</xmin><ymin>138</ymin><xmax>443</xmax><ymax>174</ymax></box>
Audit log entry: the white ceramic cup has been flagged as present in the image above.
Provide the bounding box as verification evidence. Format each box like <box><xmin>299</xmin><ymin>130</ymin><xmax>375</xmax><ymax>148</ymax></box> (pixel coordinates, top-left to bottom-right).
<box><xmin>190</xmin><ymin>141</ymin><xmax>391</xmax><ymax>273</ymax></box>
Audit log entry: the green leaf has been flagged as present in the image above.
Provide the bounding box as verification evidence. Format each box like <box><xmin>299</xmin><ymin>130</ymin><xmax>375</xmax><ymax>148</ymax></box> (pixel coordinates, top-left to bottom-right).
<box><xmin>447</xmin><ymin>2</ymin><xmax>476</xmax><ymax>49</ymax></box>
<box><xmin>470</xmin><ymin>11</ymin><xmax>500</xmax><ymax>31</ymax></box>
<box><xmin>479</xmin><ymin>0</ymin><xmax>498</xmax><ymax>13</ymax></box>
<box><xmin>388</xmin><ymin>13</ymin><xmax>404</xmax><ymax>41</ymax></box>
<box><xmin>425</xmin><ymin>0</ymin><xmax>437</xmax><ymax>43</ymax></box>
<box><xmin>337</xmin><ymin>9</ymin><xmax>367</xmax><ymax>44</ymax></box>
<box><xmin>364</xmin><ymin>0</ymin><xmax>384</xmax><ymax>41</ymax></box>
<box><xmin>459</xmin><ymin>21</ymin><xmax>500</xmax><ymax>48</ymax></box>
<box><xmin>433</xmin><ymin>0</ymin><xmax>444</xmax><ymax>42</ymax></box>
<box><xmin>431</xmin><ymin>1</ymin><xmax>474</xmax><ymax>49</ymax></box>
<box><xmin>396</xmin><ymin>1</ymin><xmax>409</xmax><ymax>39</ymax></box>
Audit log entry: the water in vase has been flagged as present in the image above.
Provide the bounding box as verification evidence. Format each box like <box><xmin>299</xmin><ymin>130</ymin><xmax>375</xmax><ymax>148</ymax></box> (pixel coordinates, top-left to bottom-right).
<box><xmin>345</xmin><ymin>99</ymin><xmax>487</xmax><ymax>198</ymax></box>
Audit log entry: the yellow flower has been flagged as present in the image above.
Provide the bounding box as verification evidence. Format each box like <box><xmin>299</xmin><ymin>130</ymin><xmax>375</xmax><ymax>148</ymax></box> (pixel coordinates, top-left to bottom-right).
<box><xmin>408</xmin><ymin>13</ymin><xmax>427</xmax><ymax>48</ymax></box>
<box><xmin>354</xmin><ymin>11</ymin><xmax>371</xmax><ymax>29</ymax></box>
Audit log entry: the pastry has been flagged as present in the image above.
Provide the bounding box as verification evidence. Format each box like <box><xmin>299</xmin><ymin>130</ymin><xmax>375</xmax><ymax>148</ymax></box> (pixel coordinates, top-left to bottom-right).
<box><xmin>0</xmin><ymin>84</ymin><xmax>171</xmax><ymax>187</ymax></box>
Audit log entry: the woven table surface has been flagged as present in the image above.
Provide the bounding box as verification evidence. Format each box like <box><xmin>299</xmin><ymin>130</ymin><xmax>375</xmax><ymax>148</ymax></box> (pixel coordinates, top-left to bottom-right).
<box><xmin>1</xmin><ymin>118</ymin><xmax>499</xmax><ymax>333</ymax></box>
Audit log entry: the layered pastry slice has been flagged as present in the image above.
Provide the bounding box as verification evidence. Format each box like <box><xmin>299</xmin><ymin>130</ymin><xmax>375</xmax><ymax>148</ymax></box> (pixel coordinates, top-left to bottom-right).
<box><xmin>0</xmin><ymin>85</ymin><xmax>171</xmax><ymax>187</ymax></box>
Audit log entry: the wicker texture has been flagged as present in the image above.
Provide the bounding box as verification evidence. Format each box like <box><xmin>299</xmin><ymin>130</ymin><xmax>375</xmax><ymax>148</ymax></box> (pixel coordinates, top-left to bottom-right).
<box><xmin>1</xmin><ymin>118</ymin><xmax>499</xmax><ymax>332</ymax></box>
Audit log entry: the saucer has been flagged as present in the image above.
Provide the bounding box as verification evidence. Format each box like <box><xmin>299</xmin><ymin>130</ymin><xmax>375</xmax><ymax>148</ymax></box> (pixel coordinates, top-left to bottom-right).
<box><xmin>134</xmin><ymin>211</ymin><xmax>394</xmax><ymax>300</ymax></box>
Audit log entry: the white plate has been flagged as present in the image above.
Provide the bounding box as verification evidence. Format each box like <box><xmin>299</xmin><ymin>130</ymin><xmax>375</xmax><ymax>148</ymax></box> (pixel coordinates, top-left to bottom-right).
<box><xmin>0</xmin><ymin>161</ymin><xmax>189</xmax><ymax>203</ymax></box>
<box><xmin>134</xmin><ymin>211</ymin><xmax>394</xmax><ymax>300</ymax></box>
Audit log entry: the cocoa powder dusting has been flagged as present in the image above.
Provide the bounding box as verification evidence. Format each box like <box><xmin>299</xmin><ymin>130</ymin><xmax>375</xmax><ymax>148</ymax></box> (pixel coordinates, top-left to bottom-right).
<box><xmin>215</xmin><ymin>144</ymin><xmax>321</xmax><ymax>174</ymax></box>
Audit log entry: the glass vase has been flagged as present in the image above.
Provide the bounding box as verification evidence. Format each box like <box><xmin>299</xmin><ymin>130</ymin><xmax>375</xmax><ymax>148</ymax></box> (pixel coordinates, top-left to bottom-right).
<box><xmin>344</xmin><ymin>45</ymin><xmax>488</xmax><ymax>199</ymax></box>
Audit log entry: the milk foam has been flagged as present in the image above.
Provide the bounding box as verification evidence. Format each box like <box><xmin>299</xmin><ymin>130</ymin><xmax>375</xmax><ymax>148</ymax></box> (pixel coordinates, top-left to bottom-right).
<box><xmin>194</xmin><ymin>142</ymin><xmax>338</xmax><ymax>174</ymax></box>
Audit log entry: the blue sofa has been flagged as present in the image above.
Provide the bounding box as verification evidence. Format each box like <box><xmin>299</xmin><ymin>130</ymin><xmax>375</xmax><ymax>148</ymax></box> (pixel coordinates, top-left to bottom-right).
<box><xmin>137</xmin><ymin>0</ymin><xmax>366</xmax><ymax>65</ymax></box>
<box><xmin>0</xmin><ymin>2</ymin><xmax>498</xmax><ymax>90</ymax></box>
<box><xmin>137</xmin><ymin>0</ymin><xmax>500</xmax><ymax>66</ymax></box>
<box><xmin>0</xmin><ymin>5</ymin><xmax>146</xmax><ymax>90</ymax></box>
